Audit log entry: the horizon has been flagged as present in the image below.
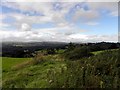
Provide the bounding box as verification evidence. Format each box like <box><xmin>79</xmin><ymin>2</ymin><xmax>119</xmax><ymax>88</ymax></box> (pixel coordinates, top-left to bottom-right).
<box><xmin>1</xmin><ymin>40</ymin><xmax>119</xmax><ymax>43</ymax></box>
<box><xmin>0</xmin><ymin>1</ymin><xmax>119</xmax><ymax>42</ymax></box>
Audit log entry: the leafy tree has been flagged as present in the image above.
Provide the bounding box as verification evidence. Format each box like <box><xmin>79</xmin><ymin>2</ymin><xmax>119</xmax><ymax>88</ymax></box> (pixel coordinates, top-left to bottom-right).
<box><xmin>65</xmin><ymin>42</ymin><xmax>76</xmax><ymax>52</ymax></box>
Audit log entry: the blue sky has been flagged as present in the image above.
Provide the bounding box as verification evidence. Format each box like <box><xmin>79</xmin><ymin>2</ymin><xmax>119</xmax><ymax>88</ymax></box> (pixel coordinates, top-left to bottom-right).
<box><xmin>0</xmin><ymin>1</ymin><xmax>118</xmax><ymax>42</ymax></box>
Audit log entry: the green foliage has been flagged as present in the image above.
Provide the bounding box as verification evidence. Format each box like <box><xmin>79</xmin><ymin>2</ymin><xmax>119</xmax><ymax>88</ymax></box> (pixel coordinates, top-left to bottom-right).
<box><xmin>46</xmin><ymin>49</ymin><xmax>56</xmax><ymax>55</ymax></box>
<box><xmin>2</xmin><ymin>49</ymin><xmax>120</xmax><ymax>88</ymax></box>
<box><xmin>64</xmin><ymin>46</ymin><xmax>93</xmax><ymax>60</ymax></box>
<box><xmin>47</xmin><ymin>49</ymin><xmax>120</xmax><ymax>88</ymax></box>
<box><xmin>65</xmin><ymin>42</ymin><xmax>76</xmax><ymax>52</ymax></box>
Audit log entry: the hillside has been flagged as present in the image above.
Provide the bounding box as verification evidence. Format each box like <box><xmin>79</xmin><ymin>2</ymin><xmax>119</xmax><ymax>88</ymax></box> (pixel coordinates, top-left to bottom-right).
<box><xmin>2</xmin><ymin>48</ymin><xmax>120</xmax><ymax>88</ymax></box>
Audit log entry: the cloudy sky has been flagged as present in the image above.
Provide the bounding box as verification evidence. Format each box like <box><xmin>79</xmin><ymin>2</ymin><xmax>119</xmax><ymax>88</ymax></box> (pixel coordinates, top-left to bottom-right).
<box><xmin>0</xmin><ymin>0</ymin><xmax>119</xmax><ymax>42</ymax></box>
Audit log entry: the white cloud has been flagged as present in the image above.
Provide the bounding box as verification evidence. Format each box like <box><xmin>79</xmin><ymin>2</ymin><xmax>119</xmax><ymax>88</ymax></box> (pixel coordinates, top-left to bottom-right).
<box><xmin>1</xmin><ymin>2</ymin><xmax>83</xmax><ymax>25</ymax></box>
<box><xmin>1</xmin><ymin>2</ymin><xmax>118</xmax><ymax>42</ymax></box>
<box><xmin>73</xmin><ymin>8</ymin><xmax>99</xmax><ymax>22</ymax></box>
<box><xmin>68</xmin><ymin>34</ymin><xmax>118</xmax><ymax>43</ymax></box>
<box><xmin>21</xmin><ymin>23</ymin><xmax>31</xmax><ymax>31</ymax></box>
<box><xmin>0</xmin><ymin>23</ymin><xmax>10</xmax><ymax>27</ymax></box>
<box><xmin>85</xmin><ymin>22</ymin><xmax>99</xmax><ymax>26</ymax></box>
<box><xmin>110</xmin><ymin>11</ymin><xmax>118</xmax><ymax>17</ymax></box>
<box><xmin>87</xmin><ymin>2</ymin><xmax>118</xmax><ymax>17</ymax></box>
<box><xmin>0</xmin><ymin>14</ymin><xmax>6</xmax><ymax>20</ymax></box>
<box><xmin>68</xmin><ymin>33</ymin><xmax>88</xmax><ymax>40</ymax></box>
<box><xmin>0</xmin><ymin>29</ymin><xmax>118</xmax><ymax>42</ymax></box>
<box><xmin>2</xmin><ymin>2</ymin><xmax>118</xmax><ymax>27</ymax></box>
<box><xmin>87</xmin><ymin>2</ymin><xmax>118</xmax><ymax>10</ymax></box>
<box><xmin>2</xmin><ymin>0</ymin><xmax>119</xmax><ymax>2</ymax></box>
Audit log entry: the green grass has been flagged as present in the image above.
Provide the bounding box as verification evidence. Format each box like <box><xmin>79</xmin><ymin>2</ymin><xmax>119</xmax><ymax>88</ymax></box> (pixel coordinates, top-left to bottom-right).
<box><xmin>47</xmin><ymin>49</ymin><xmax>120</xmax><ymax>88</ymax></box>
<box><xmin>2</xmin><ymin>59</ymin><xmax>66</xmax><ymax>88</ymax></box>
<box><xmin>92</xmin><ymin>49</ymin><xmax>118</xmax><ymax>55</ymax></box>
<box><xmin>92</xmin><ymin>50</ymin><xmax>104</xmax><ymax>55</ymax></box>
<box><xmin>56</xmin><ymin>49</ymin><xmax>65</xmax><ymax>54</ymax></box>
<box><xmin>2</xmin><ymin>57</ymin><xmax>32</xmax><ymax>72</ymax></box>
<box><xmin>0</xmin><ymin>57</ymin><xmax>2</xmax><ymax>65</ymax></box>
<box><xmin>0</xmin><ymin>57</ymin><xmax>2</xmax><ymax>88</ymax></box>
<box><xmin>2</xmin><ymin>49</ymin><xmax>120</xmax><ymax>88</ymax></box>
<box><xmin>2</xmin><ymin>54</ymin><xmax>66</xmax><ymax>88</ymax></box>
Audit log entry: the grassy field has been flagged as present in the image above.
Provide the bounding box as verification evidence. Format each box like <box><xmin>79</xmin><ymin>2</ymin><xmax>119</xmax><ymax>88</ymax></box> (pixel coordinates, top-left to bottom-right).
<box><xmin>2</xmin><ymin>57</ymin><xmax>66</xmax><ymax>88</ymax></box>
<box><xmin>2</xmin><ymin>57</ymin><xmax>32</xmax><ymax>72</ymax></box>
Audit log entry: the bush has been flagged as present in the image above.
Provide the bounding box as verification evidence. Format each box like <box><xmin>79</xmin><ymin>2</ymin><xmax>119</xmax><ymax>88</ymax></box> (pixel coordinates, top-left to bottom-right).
<box><xmin>33</xmin><ymin>53</ymin><xmax>45</xmax><ymax>65</ymax></box>
<box><xmin>47</xmin><ymin>49</ymin><xmax>120</xmax><ymax>88</ymax></box>
<box><xmin>64</xmin><ymin>46</ymin><xmax>93</xmax><ymax>60</ymax></box>
<box><xmin>46</xmin><ymin>49</ymin><xmax>56</xmax><ymax>55</ymax></box>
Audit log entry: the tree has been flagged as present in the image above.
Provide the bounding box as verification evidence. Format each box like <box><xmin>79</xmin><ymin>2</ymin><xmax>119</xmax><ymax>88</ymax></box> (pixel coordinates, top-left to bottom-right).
<box><xmin>46</xmin><ymin>49</ymin><xmax>56</xmax><ymax>55</ymax></box>
<box><xmin>66</xmin><ymin>42</ymin><xmax>76</xmax><ymax>52</ymax></box>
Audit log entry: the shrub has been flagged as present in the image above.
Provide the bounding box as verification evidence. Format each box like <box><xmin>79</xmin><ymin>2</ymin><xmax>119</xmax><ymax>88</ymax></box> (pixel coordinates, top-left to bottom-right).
<box><xmin>47</xmin><ymin>49</ymin><xmax>120</xmax><ymax>88</ymax></box>
<box><xmin>64</xmin><ymin>46</ymin><xmax>93</xmax><ymax>60</ymax></box>
<box><xmin>33</xmin><ymin>53</ymin><xmax>45</xmax><ymax>65</ymax></box>
<box><xmin>46</xmin><ymin>49</ymin><xmax>56</xmax><ymax>55</ymax></box>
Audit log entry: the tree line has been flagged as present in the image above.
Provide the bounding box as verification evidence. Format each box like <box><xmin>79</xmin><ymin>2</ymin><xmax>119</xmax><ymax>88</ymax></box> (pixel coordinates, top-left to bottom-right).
<box><xmin>2</xmin><ymin>42</ymin><xmax>120</xmax><ymax>58</ymax></box>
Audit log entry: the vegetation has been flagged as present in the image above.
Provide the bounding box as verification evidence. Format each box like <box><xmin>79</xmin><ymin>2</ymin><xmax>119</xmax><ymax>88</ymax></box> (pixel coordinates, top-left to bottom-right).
<box><xmin>47</xmin><ymin>49</ymin><xmax>120</xmax><ymax>88</ymax></box>
<box><xmin>2</xmin><ymin>57</ymin><xmax>32</xmax><ymax>72</ymax></box>
<box><xmin>2</xmin><ymin>42</ymin><xmax>120</xmax><ymax>88</ymax></box>
<box><xmin>2</xmin><ymin>56</ymin><xmax>65</xmax><ymax>88</ymax></box>
<box><xmin>64</xmin><ymin>46</ymin><xmax>93</xmax><ymax>60</ymax></box>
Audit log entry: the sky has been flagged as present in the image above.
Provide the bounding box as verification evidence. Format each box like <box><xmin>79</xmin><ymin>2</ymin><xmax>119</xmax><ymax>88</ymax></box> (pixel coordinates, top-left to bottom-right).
<box><xmin>0</xmin><ymin>0</ymin><xmax>119</xmax><ymax>43</ymax></box>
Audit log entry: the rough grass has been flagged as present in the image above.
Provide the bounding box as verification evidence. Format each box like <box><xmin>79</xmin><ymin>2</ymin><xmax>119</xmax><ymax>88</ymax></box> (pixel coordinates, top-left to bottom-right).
<box><xmin>2</xmin><ymin>60</ymin><xmax>66</xmax><ymax>88</ymax></box>
<box><xmin>47</xmin><ymin>49</ymin><xmax>120</xmax><ymax>88</ymax></box>
<box><xmin>0</xmin><ymin>57</ymin><xmax>2</xmax><ymax>88</ymax></box>
<box><xmin>2</xmin><ymin>49</ymin><xmax>119</xmax><ymax>88</ymax></box>
<box><xmin>92</xmin><ymin>49</ymin><xmax>118</xmax><ymax>55</ymax></box>
<box><xmin>2</xmin><ymin>53</ymin><xmax>66</xmax><ymax>88</ymax></box>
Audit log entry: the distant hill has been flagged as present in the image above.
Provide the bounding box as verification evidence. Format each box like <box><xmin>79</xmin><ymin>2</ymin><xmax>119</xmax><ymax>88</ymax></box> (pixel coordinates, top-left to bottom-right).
<box><xmin>1</xmin><ymin>41</ymin><xmax>120</xmax><ymax>58</ymax></box>
<box><xmin>1</xmin><ymin>41</ymin><xmax>68</xmax><ymax>57</ymax></box>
